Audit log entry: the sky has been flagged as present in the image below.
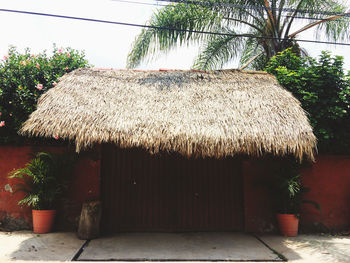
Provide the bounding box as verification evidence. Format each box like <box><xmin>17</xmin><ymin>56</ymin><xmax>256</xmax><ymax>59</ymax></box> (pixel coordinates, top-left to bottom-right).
<box><xmin>0</xmin><ymin>0</ymin><xmax>349</xmax><ymax>70</ymax></box>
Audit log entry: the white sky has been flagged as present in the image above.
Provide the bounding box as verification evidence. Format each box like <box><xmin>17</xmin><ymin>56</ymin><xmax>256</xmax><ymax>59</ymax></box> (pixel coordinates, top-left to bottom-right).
<box><xmin>0</xmin><ymin>0</ymin><xmax>349</xmax><ymax>70</ymax></box>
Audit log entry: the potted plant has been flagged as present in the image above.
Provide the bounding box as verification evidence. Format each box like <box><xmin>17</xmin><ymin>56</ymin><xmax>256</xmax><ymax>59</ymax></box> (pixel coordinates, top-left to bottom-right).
<box><xmin>9</xmin><ymin>151</ymin><xmax>74</xmax><ymax>234</ymax></box>
<box><xmin>272</xmin><ymin>160</ymin><xmax>320</xmax><ymax>237</ymax></box>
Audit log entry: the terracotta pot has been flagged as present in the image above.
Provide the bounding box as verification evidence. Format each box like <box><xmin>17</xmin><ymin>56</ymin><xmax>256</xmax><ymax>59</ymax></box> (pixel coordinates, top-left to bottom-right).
<box><xmin>32</xmin><ymin>210</ymin><xmax>56</xmax><ymax>234</ymax></box>
<box><xmin>277</xmin><ymin>213</ymin><xmax>299</xmax><ymax>237</ymax></box>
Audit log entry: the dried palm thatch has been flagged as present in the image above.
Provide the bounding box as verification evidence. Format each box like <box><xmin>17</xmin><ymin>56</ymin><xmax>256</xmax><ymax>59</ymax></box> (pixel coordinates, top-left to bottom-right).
<box><xmin>21</xmin><ymin>68</ymin><xmax>316</xmax><ymax>160</ymax></box>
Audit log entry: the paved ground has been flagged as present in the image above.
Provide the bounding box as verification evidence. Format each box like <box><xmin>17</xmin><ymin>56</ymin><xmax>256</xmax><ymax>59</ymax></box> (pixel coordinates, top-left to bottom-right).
<box><xmin>259</xmin><ymin>234</ymin><xmax>350</xmax><ymax>262</ymax></box>
<box><xmin>0</xmin><ymin>231</ymin><xmax>349</xmax><ymax>262</ymax></box>
<box><xmin>80</xmin><ymin>232</ymin><xmax>279</xmax><ymax>261</ymax></box>
<box><xmin>0</xmin><ymin>231</ymin><xmax>85</xmax><ymax>261</ymax></box>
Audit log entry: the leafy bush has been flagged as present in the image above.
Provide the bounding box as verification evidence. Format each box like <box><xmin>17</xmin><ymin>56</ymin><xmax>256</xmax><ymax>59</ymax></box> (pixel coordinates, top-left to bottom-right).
<box><xmin>0</xmin><ymin>46</ymin><xmax>90</xmax><ymax>144</ymax></box>
<box><xmin>8</xmin><ymin>152</ymin><xmax>76</xmax><ymax>210</ymax></box>
<box><xmin>266</xmin><ymin>49</ymin><xmax>350</xmax><ymax>154</ymax></box>
<box><xmin>270</xmin><ymin>160</ymin><xmax>320</xmax><ymax>215</ymax></box>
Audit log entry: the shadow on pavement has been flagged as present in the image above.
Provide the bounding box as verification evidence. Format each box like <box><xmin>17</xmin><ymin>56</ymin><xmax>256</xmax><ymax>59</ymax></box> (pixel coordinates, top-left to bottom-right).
<box><xmin>259</xmin><ymin>234</ymin><xmax>350</xmax><ymax>262</ymax></box>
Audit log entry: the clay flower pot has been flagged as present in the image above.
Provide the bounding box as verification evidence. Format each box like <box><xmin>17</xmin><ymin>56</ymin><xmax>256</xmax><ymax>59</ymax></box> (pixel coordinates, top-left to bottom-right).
<box><xmin>277</xmin><ymin>213</ymin><xmax>299</xmax><ymax>237</ymax></box>
<box><xmin>32</xmin><ymin>210</ymin><xmax>56</xmax><ymax>234</ymax></box>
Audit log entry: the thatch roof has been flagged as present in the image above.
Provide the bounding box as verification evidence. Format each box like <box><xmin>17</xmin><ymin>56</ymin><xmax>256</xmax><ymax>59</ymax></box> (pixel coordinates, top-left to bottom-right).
<box><xmin>21</xmin><ymin>68</ymin><xmax>316</xmax><ymax>160</ymax></box>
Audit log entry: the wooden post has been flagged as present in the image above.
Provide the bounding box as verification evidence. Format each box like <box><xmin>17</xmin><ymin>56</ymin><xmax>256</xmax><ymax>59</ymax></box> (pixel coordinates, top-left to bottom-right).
<box><xmin>77</xmin><ymin>201</ymin><xmax>102</xmax><ymax>240</ymax></box>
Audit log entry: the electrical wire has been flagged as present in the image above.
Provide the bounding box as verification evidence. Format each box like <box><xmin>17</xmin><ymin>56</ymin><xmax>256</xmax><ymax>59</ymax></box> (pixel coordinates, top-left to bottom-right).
<box><xmin>1</xmin><ymin>8</ymin><xmax>350</xmax><ymax>46</ymax></box>
<box><xmin>156</xmin><ymin>0</ymin><xmax>350</xmax><ymax>17</ymax></box>
<box><xmin>110</xmin><ymin>0</ymin><xmax>350</xmax><ymax>21</ymax></box>
<box><xmin>111</xmin><ymin>0</ymin><xmax>168</xmax><ymax>7</ymax></box>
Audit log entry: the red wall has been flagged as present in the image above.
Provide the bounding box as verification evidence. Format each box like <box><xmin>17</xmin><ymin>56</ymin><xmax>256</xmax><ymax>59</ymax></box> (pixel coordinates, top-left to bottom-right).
<box><xmin>243</xmin><ymin>159</ymin><xmax>277</xmax><ymax>233</ymax></box>
<box><xmin>0</xmin><ymin>147</ymin><xmax>33</xmax><ymax>229</ymax></box>
<box><xmin>1</xmin><ymin>146</ymin><xmax>349</xmax><ymax>233</ymax></box>
<box><xmin>0</xmin><ymin>146</ymin><xmax>101</xmax><ymax>231</ymax></box>
<box><xmin>244</xmin><ymin>156</ymin><xmax>350</xmax><ymax>233</ymax></box>
<box><xmin>301</xmin><ymin>155</ymin><xmax>350</xmax><ymax>232</ymax></box>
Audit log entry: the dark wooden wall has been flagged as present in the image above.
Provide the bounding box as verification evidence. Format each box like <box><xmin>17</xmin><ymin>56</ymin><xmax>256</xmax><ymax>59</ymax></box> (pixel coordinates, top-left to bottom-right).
<box><xmin>101</xmin><ymin>145</ymin><xmax>244</xmax><ymax>233</ymax></box>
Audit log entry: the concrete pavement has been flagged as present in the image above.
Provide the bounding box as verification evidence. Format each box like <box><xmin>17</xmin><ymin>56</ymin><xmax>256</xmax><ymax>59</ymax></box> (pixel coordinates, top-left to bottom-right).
<box><xmin>258</xmin><ymin>234</ymin><xmax>350</xmax><ymax>262</ymax></box>
<box><xmin>80</xmin><ymin>232</ymin><xmax>278</xmax><ymax>261</ymax></box>
<box><xmin>0</xmin><ymin>231</ymin><xmax>85</xmax><ymax>261</ymax></box>
<box><xmin>0</xmin><ymin>231</ymin><xmax>349</xmax><ymax>262</ymax></box>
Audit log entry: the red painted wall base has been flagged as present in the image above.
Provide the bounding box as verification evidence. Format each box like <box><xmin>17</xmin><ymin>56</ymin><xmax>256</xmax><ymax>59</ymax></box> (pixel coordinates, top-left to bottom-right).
<box><xmin>1</xmin><ymin>146</ymin><xmax>349</xmax><ymax>232</ymax></box>
<box><xmin>0</xmin><ymin>146</ymin><xmax>100</xmax><ymax>231</ymax></box>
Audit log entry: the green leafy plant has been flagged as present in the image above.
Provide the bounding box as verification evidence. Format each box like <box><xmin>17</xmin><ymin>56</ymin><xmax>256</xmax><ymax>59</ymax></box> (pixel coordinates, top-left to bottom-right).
<box><xmin>0</xmin><ymin>46</ymin><xmax>90</xmax><ymax>145</ymax></box>
<box><xmin>8</xmin><ymin>152</ymin><xmax>76</xmax><ymax>210</ymax></box>
<box><xmin>272</xmin><ymin>159</ymin><xmax>320</xmax><ymax>216</ymax></box>
<box><xmin>266</xmin><ymin>48</ymin><xmax>350</xmax><ymax>154</ymax></box>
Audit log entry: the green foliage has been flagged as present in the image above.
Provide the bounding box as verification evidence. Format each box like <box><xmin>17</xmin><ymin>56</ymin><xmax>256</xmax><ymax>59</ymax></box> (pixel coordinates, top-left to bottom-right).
<box><xmin>266</xmin><ymin>48</ymin><xmax>350</xmax><ymax>154</ymax></box>
<box><xmin>8</xmin><ymin>152</ymin><xmax>76</xmax><ymax>210</ymax></box>
<box><xmin>127</xmin><ymin>0</ymin><xmax>350</xmax><ymax>70</ymax></box>
<box><xmin>127</xmin><ymin>3</ymin><xmax>220</xmax><ymax>68</ymax></box>
<box><xmin>271</xmin><ymin>159</ymin><xmax>320</xmax><ymax>215</ymax></box>
<box><xmin>0</xmin><ymin>46</ymin><xmax>90</xmax><ymax>144</ymax></box>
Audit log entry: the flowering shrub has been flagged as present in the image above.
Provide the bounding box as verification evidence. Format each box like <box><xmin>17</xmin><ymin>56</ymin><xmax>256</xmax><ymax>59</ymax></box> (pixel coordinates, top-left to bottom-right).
<box><xmin>0</xmin><ymin>46</ymin><xmax>90</xmax><ymax>144</ymax></box>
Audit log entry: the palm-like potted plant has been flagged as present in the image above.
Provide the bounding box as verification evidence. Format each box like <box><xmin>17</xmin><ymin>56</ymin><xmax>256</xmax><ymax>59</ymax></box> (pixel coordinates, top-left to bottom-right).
<box><xmin>9</xmin><ymin>152</ymin><xmax>74</xmax><ymax>234</ymax></box>
<box><xmin>273</xmin><ymin>160</ymin><xmax>320</xmax><ymax>236</ymax></box>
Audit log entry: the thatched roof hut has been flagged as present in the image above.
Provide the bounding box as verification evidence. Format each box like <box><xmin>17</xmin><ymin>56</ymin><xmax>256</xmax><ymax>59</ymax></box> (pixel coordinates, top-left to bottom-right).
<box><xmin>21</xmin><ymin>68</ymin><xmax>316</xmax><ymax>160</ymax></box>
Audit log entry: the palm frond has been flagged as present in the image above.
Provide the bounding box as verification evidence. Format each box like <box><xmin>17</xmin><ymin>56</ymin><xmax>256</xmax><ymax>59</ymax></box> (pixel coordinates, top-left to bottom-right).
<box><xmin>193</xmin><ymin>28</ymin><xmax>244</xmax><ymax>70</ymax></box>
<box><xmin>127</xmin><ymin>0</ymin><xmax>350</xmax><ymax>70</ymax></box>
<box><xmin>302</xmin><ymin>199</ymin><xmax>322</xmax><ymax>213</ymax></box>
<box><xmin>8</xmin><ymin>151</ymin><xmax>76</xmax><ymax>209</ymax></box>
<box><xmin>18</xmin><ymin>194</ymin><xmax>39</xmax><ymax>208</ymax></box>
<box><xmin>239</xmin><ymin>29</ymin><xmax>268</xmax><ymax>70</ymax></box>
<box><xmin>239</xmin><ymin>35</ymin><xmax>263</xmax><ymax>65</ymax></box>
<box><xmin>127</xmin><ymin>3</ymin><xmax>221</xmax><ymax>68</ymax></box>
<box><xmin>217</xmin><ymin>0</ymin><xmax>266</xmax><ymax>22</ymax></box>
<box><xmin>316</xmin><ymin>15</ymin><xmax>350</xmax><ymax>41</ymax></box>
<box><xmin>286</xmin><ymin>174</ymin><xmax>301</xmax><ymax>197</ymax></box>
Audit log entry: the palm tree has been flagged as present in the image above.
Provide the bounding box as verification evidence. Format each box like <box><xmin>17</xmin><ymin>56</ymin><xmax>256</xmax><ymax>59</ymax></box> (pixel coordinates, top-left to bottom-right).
<box><xmin>127</xmin><ymin>0</ymin><xmax>350</xmax><ymax>70</ymax></box>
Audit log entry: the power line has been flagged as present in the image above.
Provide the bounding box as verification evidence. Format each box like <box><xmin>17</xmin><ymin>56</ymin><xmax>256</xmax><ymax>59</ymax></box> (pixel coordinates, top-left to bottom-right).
<box><xmin>1</xmin><ymin>8</ymin><xmax>350</xmax><ymax>47</ymax></box>
<box><xmin>156</xmin><ymin>0</ymin><xmax>350</xmax><ymax>17</ymax></box>
<box><xmin>111</xmin><ymin>0</ymin><xmax>168</xmax><ymax>7</ymax></box>
<box><xmin>110</xmin><ymin>0</ymin><xmax>345</xmax><ymax>21</ymax></box>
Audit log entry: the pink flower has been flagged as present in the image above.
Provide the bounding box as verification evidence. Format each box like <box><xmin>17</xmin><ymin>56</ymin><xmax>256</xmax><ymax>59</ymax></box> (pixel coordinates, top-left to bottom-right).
<box><xmin>65</xmin><ymin>66</ymin><xmax>69</xmax><ymax>71</ymax></box>
<box><xmin>31</xmin><ymin>54</ymin><xmax>35</xmax><ymax>58</ymax></box>
<box><xmin>53</xmin><ymin>135</ymin><xmax>59</xmax><ymax>140</ymax></box>
<box><xmin>36</xmin><ymin>63</ymin><xmax>40</xmax><ymax>69</ymax></box>
<box><xmin>67</xmin><ymin>53</ymin><xmax>70</xmax><ymax>58</ymax></box>
<box><xmin>58</xmin><ymin>49</ymin><xmax>63</xmax><ymax>53</ymax></box>
<box><xmin>53</xmin><ymin>81</ymin><xmax>57</xmax><ymax>87</ymax></box>
<box><xmin>3</xmin><ymin>55</ymin><xmax>8</xmax><ymax>60</ymax></box>
<box><xmin>0</xmin><ymin>121</ymin><xmax>5</xmax><ymax>127</ymax></box>
<box><xmin>36</xmin><ymin>84</ymin><xmax>43</xmax><ymax>90</ymax></box>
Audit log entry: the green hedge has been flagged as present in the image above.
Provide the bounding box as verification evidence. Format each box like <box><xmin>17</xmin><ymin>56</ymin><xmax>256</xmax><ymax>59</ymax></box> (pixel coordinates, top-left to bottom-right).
<box><xmin>266</xmin><ymin>49</ymin><xmax>350</xmax><ymax>154</ymax></box>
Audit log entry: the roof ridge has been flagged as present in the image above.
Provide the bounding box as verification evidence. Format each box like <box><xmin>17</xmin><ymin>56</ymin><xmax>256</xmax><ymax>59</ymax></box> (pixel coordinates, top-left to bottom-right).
<box><xmin>88</xmin><ymin>67</ymin><xmax>269</xmax><ymax>75</ymax></box>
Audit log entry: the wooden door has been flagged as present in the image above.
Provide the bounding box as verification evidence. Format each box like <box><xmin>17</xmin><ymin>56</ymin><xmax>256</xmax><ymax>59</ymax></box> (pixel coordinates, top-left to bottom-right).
<box><xmin>101</xmin><ymin>145</ymin><xmax>244</xmax><ymax>233</ymax></box>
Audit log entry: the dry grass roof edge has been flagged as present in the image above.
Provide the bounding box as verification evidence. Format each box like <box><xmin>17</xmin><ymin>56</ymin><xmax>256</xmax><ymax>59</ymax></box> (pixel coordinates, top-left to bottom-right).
<box><xmin>21</xmin><ymin>68</ymin><xmax>317</xmax><ymax>161</ymax></box>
